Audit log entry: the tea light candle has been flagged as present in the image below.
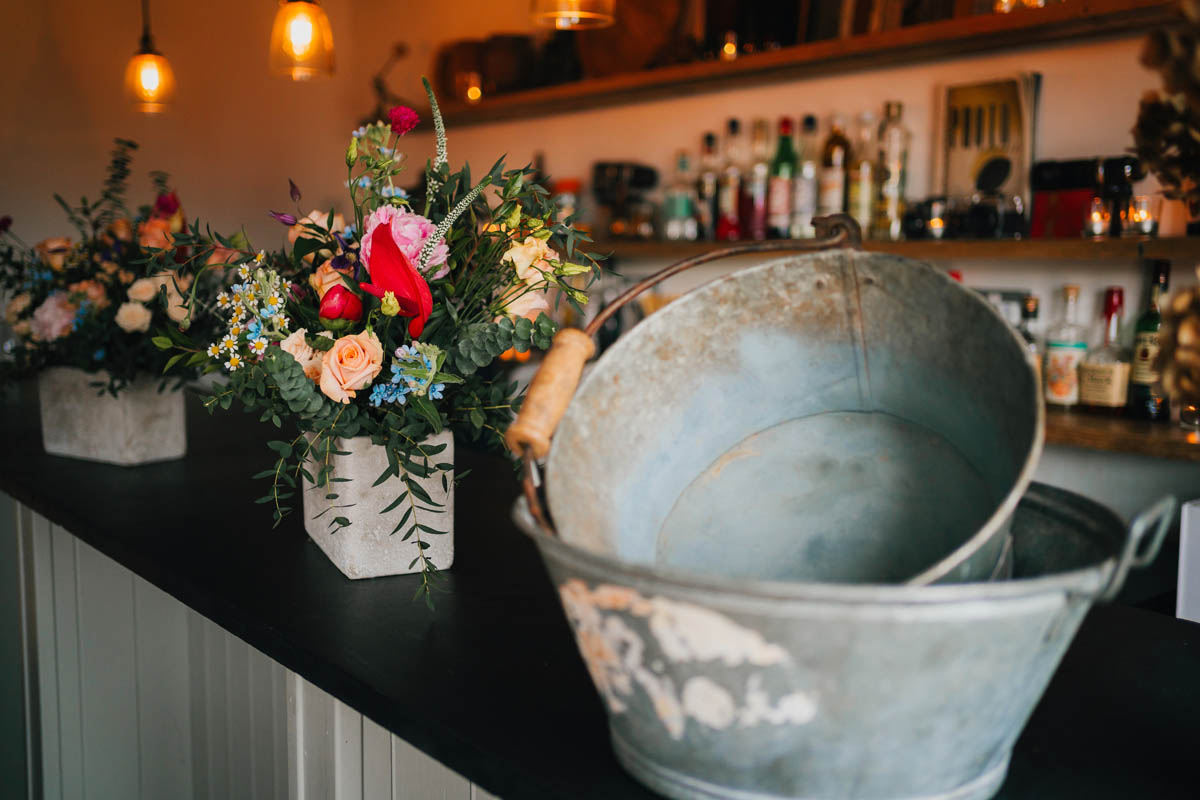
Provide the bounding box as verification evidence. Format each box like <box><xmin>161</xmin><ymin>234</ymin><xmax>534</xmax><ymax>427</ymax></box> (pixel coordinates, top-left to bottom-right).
<box><xmin>1124</xmin><ymin>195</ymin><xmax>1158</xmax><ymax>237</ymax></box>
<box><xmin>1084</xmin><ymin>196</ymin><xmax>1109</xmax><ymax>238</ymax></box>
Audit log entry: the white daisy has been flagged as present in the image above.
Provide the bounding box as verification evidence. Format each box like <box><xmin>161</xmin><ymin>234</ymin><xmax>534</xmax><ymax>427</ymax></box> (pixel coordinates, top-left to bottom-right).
<box><xmin>219</xmin><ymin>335</ymin><xmax>238</xmax><ymax>352</ymax></box>
<box><xmin>229</xmin><ymin>323</ymin><xmax>244</xmax><ymax>337</ymax></box>
<box><xmin>237</xmin><ymin>265</ymin><xmax>252</xmax><ymax>281</ymax></box>
<box><xmin>215</xmin><ymin>292</ymin><xmax>232</xmax><ymax>309</ymax></box>
<box><xmin>254</xmin><ymin>250</ymin><xmax>266</xmax><ymax>265</ymax></box>
<box><xmin>225</xmin><ymin>354</ymin><xmax>243</xmax><ymax>371</ymax></box>
<box><xmin>206</xmin><ymin>342</ymin><xmax>221</xmax><ymax>358</ymax></box>
<box><xmin>249</xmin><ymin>338</ymin><xmax>268</xmax><ymax>355</ymax></box>
<box><xmin>273</xmin><ymin>314</ymin><xmax>289</xmax><ymax>330</ymax></box>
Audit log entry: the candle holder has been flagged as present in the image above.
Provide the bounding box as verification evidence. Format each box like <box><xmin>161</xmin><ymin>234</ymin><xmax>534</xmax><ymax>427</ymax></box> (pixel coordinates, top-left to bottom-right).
<box><xmin>1121</xmin><ymin>195</ymin><xmax>1159</xmax><ymax>237</ymax></box>
<box><xmin>1083</xmin><ymin>196</ymin><xmax>1110</xmax><ymax>238</ymax></box>
<box><xmin>1181</xmin><ymin>402</ymin><xmax>1200</xmax><ymax>431</ymax></box>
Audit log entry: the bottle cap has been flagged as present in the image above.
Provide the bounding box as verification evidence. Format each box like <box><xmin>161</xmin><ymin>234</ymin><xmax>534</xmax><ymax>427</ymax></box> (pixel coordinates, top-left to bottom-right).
<box><xmin>1103</xmin><ymin>286</ymin><xmax>1124</xmax><ymax>316</ymax></box>
<box><xmin>885</xmin><ymin>101</ymin><xmax>903</xmax><ymax>118</ymax></box>
<box><xmin>1063</xmin><ymin>284</ymin><xmax>1080</xmax><ymax>300</ymax></box>
<box><xmin>802</xmin><ymin>114</ymin><xmax>818</xmax><ymax>132</ymax></box>
<box><xmin>703</xmin><ymin>131</ymin><xmax>717</xmax><ymax>151</ymax></box>
<box><xmin>1022</xmin><ymin>295</ymin><xmax>1039</xmax><ymax>318</ymax></box>
<box><xmin>779</xmin><ymin>116</ymin><xmax>794</xmax><ymax>135</ymax></box>
<box><xmin>727</xmin><ymin>118</ymin><xmax>741</xmax><ymax>135</ymax></box>
<box><xmin>676</xmin><ymin>150</ymin><xmax>690</xmax><ymax>171</ymax></box>
<box><xmin>831</xmin><ymin>114</ymin><xmax>847</xmax><ymax>130</ymax></box>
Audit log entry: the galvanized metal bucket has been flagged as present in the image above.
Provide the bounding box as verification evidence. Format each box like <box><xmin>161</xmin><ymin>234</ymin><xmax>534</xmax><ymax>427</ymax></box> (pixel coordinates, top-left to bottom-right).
<box><xmin>508</xmin><ymin>217</ymin><xmax>1042</xmax><ymax>585</ymax></box>
<box><xmin>513</xmin><ymin>487</ymin><xmax>1174</xmax><ymax>800</ymax></box>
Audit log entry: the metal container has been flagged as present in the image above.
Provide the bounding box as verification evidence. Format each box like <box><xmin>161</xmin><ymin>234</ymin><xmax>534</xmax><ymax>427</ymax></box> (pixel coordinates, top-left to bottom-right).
<box><xmin>545</xmin><ymin>245</ymin><xmax>1043</xmax><ymax>584</ymax></box>
<box><xmin>514</xmin><ymin>486</ymin><xmax>1174</xmax><ymax>800</ymax></box>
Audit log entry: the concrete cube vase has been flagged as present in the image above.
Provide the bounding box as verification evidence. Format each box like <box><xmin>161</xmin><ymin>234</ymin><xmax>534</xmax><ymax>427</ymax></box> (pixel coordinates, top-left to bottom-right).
<box><xmin>38</xmin><ymin>367</ymin><xmax>187</xmax><ymax>466</ymax></box>
<box><xmin>302</xmin><ymin>433</ymin><xmax>455</xmax><ymax>579</ymax></box>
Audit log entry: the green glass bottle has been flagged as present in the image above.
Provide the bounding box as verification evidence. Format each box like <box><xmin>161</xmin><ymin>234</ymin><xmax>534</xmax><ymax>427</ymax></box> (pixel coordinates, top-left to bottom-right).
<box><xmin>1127</xmin><ymin>259</ymin><xmax>1171</xmax><ymax>421</ymax></box>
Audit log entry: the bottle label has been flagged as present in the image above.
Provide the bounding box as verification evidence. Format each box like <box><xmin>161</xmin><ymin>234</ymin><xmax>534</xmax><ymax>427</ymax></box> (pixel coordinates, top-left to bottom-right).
<box><xmin>818</xmin><ymin>169</ymin><xmax>845</xmax><ymax>215</ymax></box>
<box><xmin>1131</xmin><ymin>331</ymin><xmax>1161</xmax><ymax>385</ymax></box>
<box><xmin>1079</xmin><ymin>361</ymin><xmax>1131</xmax><ymax>407</ymax></box>
<box><xmin>1044</xmin><ymin>341</ymin><xmax>1087</xmax><ymax>405</ymax></box>
<box><xmin>848</xmin><ymin>168</ymin><xmax>873</xmax><ymax>231</ymax></box>
<box><xmin>767</xmin><ymin>176</ymin><xmax>791</xmax><ymax>228</ymax></box>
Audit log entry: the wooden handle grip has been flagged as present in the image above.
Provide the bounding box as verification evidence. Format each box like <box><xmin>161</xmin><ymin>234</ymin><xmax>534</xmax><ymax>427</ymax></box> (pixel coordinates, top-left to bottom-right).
<box><xmin>505</xmin><ymin>328</ymin><xmax>596</xmax><ymax>459</ymax></box>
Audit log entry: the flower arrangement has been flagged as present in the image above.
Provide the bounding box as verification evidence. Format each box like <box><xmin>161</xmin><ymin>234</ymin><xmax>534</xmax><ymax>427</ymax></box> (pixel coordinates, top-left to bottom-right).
<box><xmin>0</xmin><ymin>139</ymin><xmax>215</xmax><ymax>394</ymax></box>
<box><xmin>150</xmin><ymin>80</ymin><xmax>601</xmax><ymax>599</ymax></box>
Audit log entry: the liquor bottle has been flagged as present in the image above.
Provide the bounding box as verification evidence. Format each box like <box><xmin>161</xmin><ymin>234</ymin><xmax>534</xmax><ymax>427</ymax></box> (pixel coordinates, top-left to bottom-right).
<box><xmin>790</xmin><ymin>114</ymin><xmax>820</xmax><ymax>238</ymax></box>
<box><xmin>740</xmin><ymin>119</ymin><xmax>771</xmax><ymax>240</ymax></box>
<box><xmin>767</xmin><ymin>116</ymin><xmax>798</xmax><ymax>238</ymax></box>
<box><xmin>696</xmin><ymin>132</ymin><xmax>720</xmax><ymax>241</ymax></box>
<box><xmin>1079</xmin><ymin>287</ymin><xmax>1130</xmax><ymax>414</ymax></box>
<box><xmin>1044</xmin><ymin>285</ymin><xmax>1088</xmax><ymax>409</ymax></box>
<box><xmin>1128</xmin><ymin>259</ymin><xmax>1172</xmax><ymax>421</ymax></box>
<box><xmin>716</xmin><ymin>118</ymin><xmax>745</xmax><ymax>241</ymax></box>
<box><xmin>1016</xmin><ymin>294</ymin><xmax>1041</xmax><ymax>376</ymax></box>
<box><xmin>847</xmin><ymin>111</ymin><xmax>877</xmax><ymax>235</ymax></box>
<box><xmin>664</xmin><ymin>151</ymin><xmax>700</xmax><ymax>242</ymax></box>
<box><xmin>873</xmin><ymin>101</ymin><xmax>910</xmax><ymax>241</ymax></box>
<box><xmin>818</xmin><ymin>115</ymin><xmax>851</xmax><ymax>217</ymax></box>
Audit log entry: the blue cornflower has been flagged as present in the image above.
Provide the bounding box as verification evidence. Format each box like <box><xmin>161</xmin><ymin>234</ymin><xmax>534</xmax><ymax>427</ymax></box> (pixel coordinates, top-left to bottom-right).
<box><xmin>356</xmin><ymin>176</ymin><xmax>373</xmax><ymax>188</ymax></box>
<box><xmin>369</xmin><ymin>382</ymin><xmax>407</xmax><ymax>407</ymax></box>
<box><xmin>72</xmin><ymin>301</ymin><xmax>92</xmax><ymax>331</ymax></box>
<box><xmin>342</xmin><ymin>224</ymin><xmax>357</xmax><ymax>238</ymax></box>
<box><xmin>92</xmin><ymin>348</ymin><xmax>105</xmax><ymax>361</ymax></box>
<box><xmin>428</xmin><ymin>383</ymin><xmax>444</xmax><ymax>400</ymax></box>
<box><xmin>246</xmin><ymin>319</ymin><xmax>264</xmax><ymax>340</ymax></box>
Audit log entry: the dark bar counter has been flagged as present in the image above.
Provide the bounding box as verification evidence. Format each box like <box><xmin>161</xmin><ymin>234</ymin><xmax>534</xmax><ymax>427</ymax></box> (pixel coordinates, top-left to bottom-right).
<box><xmin>1</xmin><ymin>383</ymin><xmax>1198</xmax><ymax>799</ymax></box>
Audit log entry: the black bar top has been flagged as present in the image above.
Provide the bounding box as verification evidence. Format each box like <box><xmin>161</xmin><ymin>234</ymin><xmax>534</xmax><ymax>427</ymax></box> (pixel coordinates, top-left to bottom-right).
<box><xmin>1</xmin><ymin>383</ymin><xmax>1198</xmax><ymax>799</ymax></box>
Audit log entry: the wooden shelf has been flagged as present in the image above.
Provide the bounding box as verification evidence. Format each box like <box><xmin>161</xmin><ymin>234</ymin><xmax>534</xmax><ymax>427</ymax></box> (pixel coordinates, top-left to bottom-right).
<box><xmin>598</xmin><ymin>236</ymin><xmax>1200</xmax><ymax>264</ymax></box>
<box><xmin>441</xmin><ymin>0</ymin><xmax>1171</xmax><ymax>127</ymax></box>
<box><xmin>1044</xmin><ymin>411</ymin><xmax>1200</xmax><ymax>461</ymax></box>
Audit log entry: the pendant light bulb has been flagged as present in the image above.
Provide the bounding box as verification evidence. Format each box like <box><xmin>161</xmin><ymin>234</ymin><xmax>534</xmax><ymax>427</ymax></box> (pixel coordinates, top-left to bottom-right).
<box><xmin>530</xmin><ymin>0</ymin><xmax>615</xmax><ymax>29</ymax></box>
<box><xmin>270</xmin><ymin>0</ymin><xmax>335</xmax><ymax>81</ymax></box>
<box><xmin>125</xmin><ymin>0</ymin><xmax>174</xmax><ymax>113</ymax></box>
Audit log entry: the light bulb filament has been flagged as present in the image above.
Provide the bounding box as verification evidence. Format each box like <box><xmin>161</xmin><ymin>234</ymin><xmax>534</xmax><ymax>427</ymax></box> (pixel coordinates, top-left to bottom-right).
<box><xmin>139</xmin><ymin>62</ymin><xmax>161</xmax><ymax>93</ymax></box>
<box><xmin>289</xmin><ymin>15</ymin><xmax>314</xmax><ymax>57</ymax></box>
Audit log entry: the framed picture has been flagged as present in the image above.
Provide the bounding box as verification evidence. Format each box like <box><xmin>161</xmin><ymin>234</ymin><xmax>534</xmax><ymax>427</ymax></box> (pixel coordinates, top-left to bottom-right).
<box><xmin>931</xmin><ymin>73</ymin><xmax>1041</xmax><ymax>212</ymax></box>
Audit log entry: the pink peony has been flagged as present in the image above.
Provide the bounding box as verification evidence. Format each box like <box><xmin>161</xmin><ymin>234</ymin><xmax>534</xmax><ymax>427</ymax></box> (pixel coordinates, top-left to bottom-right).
<box><xmin>30</xmin><ymin>292</ymin><xmax>77</xmax><ymax>341</ymax></box>
<box><xmin>388</xmin><ymin>106</ymin><xmax>420</xmax><ymax>136</ymax></box>
<box><xmin>360</xmin><ymin>205</ymin><xmax>449</xmax><ymax>280</ymax></box>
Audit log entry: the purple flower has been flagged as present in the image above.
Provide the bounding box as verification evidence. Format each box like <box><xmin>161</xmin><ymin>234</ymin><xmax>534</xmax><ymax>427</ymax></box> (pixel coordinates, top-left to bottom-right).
<box><xmin>288</xmin><ymin>179</ymin><xmax>301</xmax><ymax>203</ymax></box>
<box><xmin>269</xmin><ymin>211</ymin><xmax>297</xmax><ymax>226</ymax></box>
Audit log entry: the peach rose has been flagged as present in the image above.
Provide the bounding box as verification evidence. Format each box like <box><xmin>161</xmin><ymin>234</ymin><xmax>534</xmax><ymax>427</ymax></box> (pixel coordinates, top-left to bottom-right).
<box><xmin>115</xmin><ymin>301</ymin><xmax>152</xmax><ymax>333</ymax></box>
<box><xmin>5</xmin><ymin>292</ymin><xmax>31</xmax><ymax>324</ymax></box>
<box><xmin>289</xmin><ymin>209</ymin><xmax>346</xmax><ymax>264</ymax></box>
<box><xmin>118</xmin><ymin>269</ymin><xmax>135</xmax><ymax>284</ymax></box>
<box><xmin>280</xmin><ymin>328</ymin><xmax>324</xmax><ymax>382</ymax></box>
<box><xmin>308</xmin><ymin>262</ymin><xmax>349</xmax><ymax>300</ymax></box>
<box><xmin>127</xmin><ymin>278</ymin><xmax>159</xmax><ymax>303</ymax></box>
<box><xmin>500</xmin><ymin>289</ymin><xmax>551</xmax><ymax>322</ymax></box>
<box><xmin>502</xmin><ymin>236</ymin><xmax>558</xmax><ymax>285</ymax></box>
<box><xmin>319</xmin><ymin>330</ymin><xmax>383</xmax><ymax>404</ymax></box>
<box><xmin>165</xmin><ymin>285</ymin><xmax>188</xmax><ymax>323</ymax></box>
<box><xmin>98</xmin><ymin>260</ymin><xmax>119</xmax><ymax>276</ymax></box>
<box><xmin>35</xmin><ymin>237</ymin><xmax>72</xmax><ymax>271</ymax></box>
<box><xmin>68</xmin><ymin>279</ymin><xmax>110</xmax><ymax>309</ymax></box>
<box><xmin>138</xmin><ymin>217</ymin><xmax>173</xmax><ymax>250</ymax></box>
<box><xmin>107</xmin><ymin>218</ymin><xmax>133</xmax><ymax>242</ymax></box>
<box><xmin>205</xmin><ymin>246</ymin><xmax>240</xmax><ymax>266</ymax></box>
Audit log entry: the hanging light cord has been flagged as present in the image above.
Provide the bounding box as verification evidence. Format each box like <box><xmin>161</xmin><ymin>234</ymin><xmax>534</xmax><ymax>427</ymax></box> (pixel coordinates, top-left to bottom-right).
<box><xmin>139</xmin><ymin>0</ymin><xmax>156</xmax><ymax>54</ymax></box>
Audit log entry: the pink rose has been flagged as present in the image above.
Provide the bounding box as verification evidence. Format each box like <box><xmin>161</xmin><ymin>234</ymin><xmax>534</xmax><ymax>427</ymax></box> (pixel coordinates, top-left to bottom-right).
<box><xmin>360</xmin><ymin>206</ymin><xmax>449</xmax><ymax>280</ymax></box>
<box><xmin>280</xmin><ymin>328</ymin><xmax>323</xmax><ymax>382</ymax></box>
<box><xmin>318</xmin><ymin>330</ymin><xmax>383</xmax><ymax>404</ymax></box>
<box><xmin>30</xmin><ymin>292</ymin><xmax>77</xmax><ymax>341</ymax></box>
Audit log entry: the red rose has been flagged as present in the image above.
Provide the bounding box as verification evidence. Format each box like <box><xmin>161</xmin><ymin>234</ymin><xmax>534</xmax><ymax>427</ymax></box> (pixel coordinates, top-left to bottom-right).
<box><xmin>154</xmin><ymin>191</ymin><xmax>181</xmax><ymax>217</ymax></box>
<box><xmin>318</xmin><ymin>284</ymin><xmax>364</xmax><ymax>323</ymax></box>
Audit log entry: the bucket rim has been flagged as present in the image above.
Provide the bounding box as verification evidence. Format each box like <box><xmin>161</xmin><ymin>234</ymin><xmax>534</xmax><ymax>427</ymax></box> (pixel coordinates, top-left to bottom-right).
<box><xmin>514</xmin><ymin>484</ymin><xmax>1117</xmax><ymax>607</ymax></box>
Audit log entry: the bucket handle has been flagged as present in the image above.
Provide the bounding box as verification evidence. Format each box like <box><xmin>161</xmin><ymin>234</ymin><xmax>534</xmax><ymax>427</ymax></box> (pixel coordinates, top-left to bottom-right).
<box><xmin>1097</xmin><ymin>495</ymin><xmax>1177</xmax><ymax>602</ymax></box>
<box><xmin>506</xmin><ymin>215</ymin><xmax>863</xmax><ymax>534</ymax></box>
